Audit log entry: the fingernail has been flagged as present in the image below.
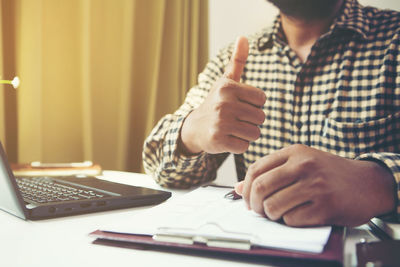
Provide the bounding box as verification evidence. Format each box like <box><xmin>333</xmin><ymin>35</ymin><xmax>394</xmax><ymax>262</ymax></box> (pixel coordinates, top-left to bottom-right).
<box><xmin>234</xmin><ymin>181</ymin><xmax>244</xmax><ymax>195</ymax></box>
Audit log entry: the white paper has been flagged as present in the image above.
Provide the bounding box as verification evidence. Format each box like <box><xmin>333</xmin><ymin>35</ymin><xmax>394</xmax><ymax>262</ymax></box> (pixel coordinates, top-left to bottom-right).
<box><xmin>214</xmin><ymin>154</ymin><xmax>238</xmax><ymax>187</ymax></box>
<box><xmin>101</xmin><ymin>187</ymin><xmax>332</xmax><ymax>253</ymax></box>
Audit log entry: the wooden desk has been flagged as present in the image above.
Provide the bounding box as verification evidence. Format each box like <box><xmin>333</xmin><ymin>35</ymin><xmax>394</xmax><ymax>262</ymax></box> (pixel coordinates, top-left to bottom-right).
<box><xmin>0</xmin><ymin>171</ymin><xmax>377</xmax><ymax>267</ymax></box>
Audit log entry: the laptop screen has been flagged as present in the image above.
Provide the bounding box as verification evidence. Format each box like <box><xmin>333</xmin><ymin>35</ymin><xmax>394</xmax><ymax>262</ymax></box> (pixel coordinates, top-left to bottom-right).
<box><xmin>0</xmin><ymin>142</ymin><xmax>27</xmax><ymax>219</ymax></box>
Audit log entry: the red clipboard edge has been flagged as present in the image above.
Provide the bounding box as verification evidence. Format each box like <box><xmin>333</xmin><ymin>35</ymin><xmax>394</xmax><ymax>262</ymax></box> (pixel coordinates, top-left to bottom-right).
<box><xmin>90</xmin><ymin>226</ymin><xmax>343</xmax><ymax>266</ymax></box>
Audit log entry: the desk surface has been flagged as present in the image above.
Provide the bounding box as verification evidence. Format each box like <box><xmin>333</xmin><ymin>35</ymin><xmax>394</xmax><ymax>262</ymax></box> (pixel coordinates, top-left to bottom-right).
<box><xmin>0</xmin><ymin>171</ymin><xmax>377</xmax><ymax>267</ymax></box>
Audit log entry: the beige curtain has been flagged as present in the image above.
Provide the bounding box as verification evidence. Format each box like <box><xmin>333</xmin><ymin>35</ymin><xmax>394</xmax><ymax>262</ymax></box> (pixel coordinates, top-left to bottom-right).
<box><xmin>0</xmin><ymin>0</ymin><xmax>208</xmax><ymax>172</ymax></box>
<box><xmin>0</xmin><ymin>0</ymin><xmax>18</xmax><ymax>161</ymax></box>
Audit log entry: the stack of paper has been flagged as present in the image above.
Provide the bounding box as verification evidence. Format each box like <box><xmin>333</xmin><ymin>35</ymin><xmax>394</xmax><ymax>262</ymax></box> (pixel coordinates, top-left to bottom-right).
<box><xmin>100</xmin><ymin>186</ymin><xmax>332</xmax><ymax>253</ymax></box>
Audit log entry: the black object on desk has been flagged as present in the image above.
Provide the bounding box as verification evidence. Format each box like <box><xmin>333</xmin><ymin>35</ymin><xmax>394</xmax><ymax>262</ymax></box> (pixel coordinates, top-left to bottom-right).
<box><xmin>356</xmin><ymin>239</ymin><xmax>400</xmax><ymax>267</ymax></box>
<box><xmin>224</xmin><ymin>189</ymin><xmax>242</xmax><ymax>200</ymax></box>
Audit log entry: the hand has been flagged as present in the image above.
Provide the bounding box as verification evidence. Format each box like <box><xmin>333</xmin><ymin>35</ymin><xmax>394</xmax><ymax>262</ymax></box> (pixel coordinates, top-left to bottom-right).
<box><xmin>235</xmin><ymin>144</ymin><xmax>396</xmax><ymax>227</ymax></box>
<box><xmin>179</xmin><ymin>36</ymin><xmax>266</xmax><ymax>155</ymax></box>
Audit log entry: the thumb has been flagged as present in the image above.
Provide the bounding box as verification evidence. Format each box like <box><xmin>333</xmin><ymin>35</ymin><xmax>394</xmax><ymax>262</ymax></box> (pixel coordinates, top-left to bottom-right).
<box><xmin>224</xmin><ymin>36</ymin><xmax>249</xmax><ymax>82</ymax></box>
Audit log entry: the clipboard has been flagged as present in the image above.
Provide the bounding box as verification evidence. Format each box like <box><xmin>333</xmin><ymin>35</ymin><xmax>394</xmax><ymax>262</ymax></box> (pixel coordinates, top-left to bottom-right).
<box><xmin>90</xmin><ymin>226</ymin><xmax>344</xmax><ymax>266</ymax></box>
<box><xmin>90</xmin><ymin>186</ymin><xmax>344</xmax><ymax>266</ymax></box>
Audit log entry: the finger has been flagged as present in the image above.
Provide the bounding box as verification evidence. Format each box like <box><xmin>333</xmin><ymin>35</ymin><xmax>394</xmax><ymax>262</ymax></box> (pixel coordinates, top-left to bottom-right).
<box><xmin>229</xmin><ymin>120</ymin><xmax>261</xmax><ymax>142</ymax></box>
<box><xmin>235</xmin><ymin>101</ymin><xmax>265</xmax><ymax>126</ymax></box>
<box><xmin>282</xmin><ymin>202</ymin><xmax>327</xmax><ymax>227</ymax></box>
<box><xmin>223</xmin><ymin>36</ymin><xmax>249</xmax><ymax>82</ymax></box>
<box><xmin>216</xmin><ymin>135</ymin><xmax>249</xmax><ymax>154</ymax></box>
<box><xmin>262</xmin><ymin>181</ymin><xmax>311</xmax><ymax>221</ymax></box>
<box><xmin>249</xmin><ymin>163</ymin><xmax>299</xmax><ymax>214</ymax></box>
<box><xmin>242</xmin><ymin>149</ymin><xmax>290</xmax><ymax>207</ymax></box>
<box><xmin>212</xmin><ymin>95</ymin><xmax>264</xmax><ymax>126</ymax></box>
<box><xmin>234</xmin><ymin>181</ymin><xmax>244</xmax><ymax>195</ymax></box>
<box><xmin>235</xmin><ymin>83</ymin><xmax>266</xmax><ymax>108</ymax></box>
<box><xmin>219</xmin><ymin>78</ymin><xmax>266</xmax><ymax>110</ymax></box>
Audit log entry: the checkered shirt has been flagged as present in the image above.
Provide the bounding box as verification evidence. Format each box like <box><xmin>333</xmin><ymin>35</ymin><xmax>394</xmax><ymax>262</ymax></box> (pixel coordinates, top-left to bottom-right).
<box><xmin>143</xmin><ymin>0</ymin><xmax>400</xmax><ymax>220</ymax></box>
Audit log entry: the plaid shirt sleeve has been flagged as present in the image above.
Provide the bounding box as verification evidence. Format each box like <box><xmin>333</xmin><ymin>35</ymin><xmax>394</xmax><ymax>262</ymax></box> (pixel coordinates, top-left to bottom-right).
<box><xmin>355</xmin><ymin>37</ymin><xmax>400</xmax><ymax>219</ymax></box>
<box><xmin>142</xmin><ymin>46</ymin><xmax>234</xmax><ymax>188</ymax></box>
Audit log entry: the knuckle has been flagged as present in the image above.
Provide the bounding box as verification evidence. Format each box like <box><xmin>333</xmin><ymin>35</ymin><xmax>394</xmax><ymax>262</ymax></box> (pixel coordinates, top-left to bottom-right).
<box><xmin>293</xmin><ymin>155</ymin><xmax>318</xmax><ymax>174</ymax></box>
<box><xmin>261</xmin><ymin>92</ymin><xmax>267</xmax><ymax>103</ymax></box>
<box><xmin>255</xmin><ymin>91</ymin><xmax>267</xmax><ymax>106</ymax></box>
<box><xmin>252</xmin><ymin>179</ymin><xmax>266</xmax><ymax>195</ymax></box>
<box><xmin>214</xmin><ymin>101</ymin><xmax>229</xmax><ymax>115</ymax></box>
<box><xmin>233</xmin><ymin>140</ymin><xmax>249</xmax><ymax>154</ymax></box>
<box><xmin>253</xmin><ymin>126</ymin><xmax>261</xmax><ymax>139</ymax></box>
<box><xmin>310</xmin><ymin>176</ymin><xmax>326</xmax><ymax>189</ymax></box>
<box><xmin>240</xmin><ymin>142</ymin><xmax>250</xmax><ymax>152</ymax></box>
<box><xmin>300</xmin><ymin>157</ymin><xmax>316</xmax><ymax>170</ymax></box>
<box><xmin>263</xmin><ymin>199</ymin><xmax>279</xmax><ymax>220</ymax></box>
<box><xmin>256</xmin><ymin>110</ymin><xmax>266</xmax><ymax>124</ymax></box>
<box><xmin>283</xmin><ymin>205</ymin><xmax>332</xmax><ymax>227</ymax></box>
<box><xmin>246</xmin><ymin>163</ymin><xmax>258</xmax><ymax>179</ymax></box>
<box><xmin>246</xmin><ymin>126</ymin><xmax>261</xmax><ymax>141</ymax></box>
<box><xmin>219</xmin><ymin>79</ymin><xmax>236</xmax><ymax>95</ymax></box>
<box><xmin>282</xmin><ymin>214</ymin><xmax>297</xmax><ymax>226</ymax></box>
<box><xmin>289</xmin><ymin>143</ymin><xmax>307</xmax><ymax>152</ymax></box>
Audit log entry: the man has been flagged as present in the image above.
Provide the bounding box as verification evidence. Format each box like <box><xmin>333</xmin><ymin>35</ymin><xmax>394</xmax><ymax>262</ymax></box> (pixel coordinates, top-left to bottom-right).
<box><xmin>143</xmin><ymin>0</ymin><xmax>400</xmax><ymax>227</ymax></box>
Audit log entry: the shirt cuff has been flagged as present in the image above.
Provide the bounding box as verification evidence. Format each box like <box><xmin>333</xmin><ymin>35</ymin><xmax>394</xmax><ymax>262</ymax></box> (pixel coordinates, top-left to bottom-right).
<box><xmin>159</xmin><ymin>115</ymin><xmax>210</xmax><ymax>186</ymax></box>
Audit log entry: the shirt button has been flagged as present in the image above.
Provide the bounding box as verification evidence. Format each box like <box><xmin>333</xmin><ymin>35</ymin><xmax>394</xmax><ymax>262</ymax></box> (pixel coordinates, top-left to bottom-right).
<box><xmin>295</xmin><ymin>122</ymin><xmax>303</xmax><ymax>129</ymax></box>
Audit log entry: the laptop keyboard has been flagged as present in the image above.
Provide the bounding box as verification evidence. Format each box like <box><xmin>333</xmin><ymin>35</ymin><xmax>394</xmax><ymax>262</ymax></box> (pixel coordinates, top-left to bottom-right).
<box><xmin>17</xmin><ymin>177</ymin><xmax>107</xmax><ymax>204</ymax></box>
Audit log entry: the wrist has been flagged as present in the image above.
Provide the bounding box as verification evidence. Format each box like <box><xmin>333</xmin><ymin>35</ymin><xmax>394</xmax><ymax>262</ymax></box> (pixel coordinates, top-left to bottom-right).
<box><xmin>361</xmin><ymin>160</ymin><xmax>396</xmax><ymax>217</ymax></box>
<box><xmin>179</xmin><ymin>111</ymin><xmax>203</xmax><ymax>155</ymax></box>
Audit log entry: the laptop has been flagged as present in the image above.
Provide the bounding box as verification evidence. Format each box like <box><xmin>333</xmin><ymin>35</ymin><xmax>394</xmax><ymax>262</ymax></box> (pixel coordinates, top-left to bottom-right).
<box><xmin>0</xmin><ymin>142</ymin><xmax>171</xmax><ymax>220</ymax></box>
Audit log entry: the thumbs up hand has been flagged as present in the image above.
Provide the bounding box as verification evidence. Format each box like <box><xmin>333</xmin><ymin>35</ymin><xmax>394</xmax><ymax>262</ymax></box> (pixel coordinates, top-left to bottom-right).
<box><xmin>180</xmin><ymin>36</ymin><xmax>266</xmax><ymax>155</ymax></box>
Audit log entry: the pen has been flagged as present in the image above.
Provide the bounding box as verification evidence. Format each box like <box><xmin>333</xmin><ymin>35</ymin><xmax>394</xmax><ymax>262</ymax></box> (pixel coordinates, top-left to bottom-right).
<box><xmin>224</xmin><ymin>190</ymin><xmax>242</xmax><ymax>200</ymax></box>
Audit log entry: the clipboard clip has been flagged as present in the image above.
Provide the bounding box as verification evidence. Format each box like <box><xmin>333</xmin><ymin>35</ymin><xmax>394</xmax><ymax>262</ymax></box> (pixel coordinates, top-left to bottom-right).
<box><xmin>152</xmin><ymin>234</ymin><xmax>251</xmax><ymax>250</ymax></box>
<box><xmin>153</xmin><ymin>222</ymin><xmax>253</xmax><ymax>250</ymax></box>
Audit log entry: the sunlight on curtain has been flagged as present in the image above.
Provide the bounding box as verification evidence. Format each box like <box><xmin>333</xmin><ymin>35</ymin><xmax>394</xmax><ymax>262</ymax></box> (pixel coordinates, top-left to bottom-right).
<box><xmin>0</xmin><ymin>0</ymin><xmax>208</xmax><ymax>172</ymax></box>
<box><xmin>0</xmin><ymin>2</ymin><xmax>5</xmax><ymax>145</ymax></box>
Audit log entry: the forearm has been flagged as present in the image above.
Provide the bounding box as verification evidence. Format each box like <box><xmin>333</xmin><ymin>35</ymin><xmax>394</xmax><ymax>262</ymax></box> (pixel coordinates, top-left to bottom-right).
<box><xmin>143</xmin><ymin>110</ymin><xmax>230</xmax><ymax>188</ymax></box>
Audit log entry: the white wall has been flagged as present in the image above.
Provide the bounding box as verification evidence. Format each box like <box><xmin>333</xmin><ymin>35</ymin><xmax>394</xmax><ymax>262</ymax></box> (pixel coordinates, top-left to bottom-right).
<box><xmin>209</xmin><ymin>0</ymin><xmax>400</xmax><ymax>58</ymax></box>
